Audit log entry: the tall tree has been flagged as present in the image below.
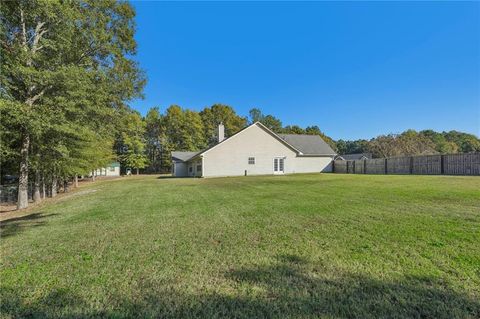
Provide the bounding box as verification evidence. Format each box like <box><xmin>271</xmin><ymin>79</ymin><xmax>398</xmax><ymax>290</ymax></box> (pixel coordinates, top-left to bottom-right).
<box><xmin>118</xmin><ymin>112</ymin><xmax>148</xmax><ymax>175</ymax></box>
<box><xmin>335</xmin><ymin>139</ymin><xmax>369</xmax><ymax>155</ymax></box>
<box><xmin>144</xmin><ymin>107</ymin><xmax>162</xmax><ymax>173</ymax></box>
<box><xmin>282</xmin><ymin>125</ymin><xmax>305</xmax><ymax>134</ymax></box>
<box><xmin>1</xmin><ymin>0</ymin><xmax>144</xmax><ymax>208</ymax></box>
<box><xmin>248</xmin><ymin>108</ymin><xmax>282</xmax><ymax>132</ymax></box>
<box><xmin>248</xmin><ymin>108</ymin><xmax>263</xmax><ymax>124</ymax></box>
<box><xmin>201</xmin><ymin>104</ymin><xmax>247</xmax><ymax>145</ymax></box>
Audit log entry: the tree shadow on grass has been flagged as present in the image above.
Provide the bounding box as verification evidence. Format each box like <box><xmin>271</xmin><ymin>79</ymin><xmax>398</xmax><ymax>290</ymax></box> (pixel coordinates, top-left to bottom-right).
<box><xmin>0</xmin><ymin>212</ymin><xmax>58</xmax><ymax>238</ymax></box>
<box><xmin>157</xmin><ymin>175</ymin><xmax>177</xmax><ymax>179</ymax></box>
<box><xmin>1</xmin><ymin>254</ymin><xmax>479</xmax><ymax>318</ymax></box>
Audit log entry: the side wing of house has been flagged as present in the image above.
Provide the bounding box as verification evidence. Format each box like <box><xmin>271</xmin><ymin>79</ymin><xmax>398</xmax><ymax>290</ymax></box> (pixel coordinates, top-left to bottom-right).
<box><xmin>185</xmin><ymin>159</ymin><xmax>203</xmax><ymax>177</ymax></box>
<box><xmin>172</xmin><ymin>162</ymin><xmax>187</xmax><ymax>177</ymax></box>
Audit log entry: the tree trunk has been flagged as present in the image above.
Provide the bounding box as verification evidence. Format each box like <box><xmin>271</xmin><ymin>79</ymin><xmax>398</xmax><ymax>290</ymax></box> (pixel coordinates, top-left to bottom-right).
<box><xmin>33</xmin><ymin>169</ymin><xmax>41</xmax><ymax>203</ymax></box>
<box><xmin>17</xmin><ymin>133</ymin><xmax>30</xmax><ymax>209</ymax></box>
<box><xmin>92</xmin><ymin>171</ymin><xmax>96</xmax><ymax>182</ymax></box>
<box><xmin>136</xmin><ymin>167</ymin><xmax>139</xmax><ymax>175</ymax></box>
<box><xmin>74</xmin><ymin>175</ymin><xmax>78</xmax><ymax>188</ymax></box>
<box><xmin>41</xmin><ymin>172</ymin><xmax>46</xmax><ymax>198</ymax></box>
<box><xmin>51</xmin><ymin>177</ymin><xmax>57</xmax><ymax>197</ymax></box>
<box><xmin>64</xmin><ymin>179</ymin><xmax>69</xmax><ymax>193</ymax></box>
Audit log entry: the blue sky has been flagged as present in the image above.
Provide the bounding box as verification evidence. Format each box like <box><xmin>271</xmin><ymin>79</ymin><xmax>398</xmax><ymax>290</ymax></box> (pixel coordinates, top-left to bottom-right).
<box><xmin>130</xmin><ymin>1</ymin><xmax>479</xmax><ymax>140</ymax></box>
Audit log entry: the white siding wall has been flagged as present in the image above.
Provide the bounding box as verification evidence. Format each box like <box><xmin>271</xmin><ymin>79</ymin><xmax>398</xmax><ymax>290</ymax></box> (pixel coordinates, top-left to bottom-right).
<box><xmin>292</xmin><ymin>156</ymin><xmax>333</xmax><ymax>173</ymax></box>
<box><xmin>202</xmin><ymin>124</ymin><xmax>332</xmax><ymax>177</ymax></box>
<box><xmin>105</xmin><ymin>166</ymin><xmax>120</xmax><ymax>176</ymax></box>
<box><xmin>186</xmin><ymin>159</ymin><xmax>202</xmax><ymax>177</ymax></box>
<box><xmin>93</xmin><ymin>166</ymin><xmax>120</xmax><ymax>177</ymax></box>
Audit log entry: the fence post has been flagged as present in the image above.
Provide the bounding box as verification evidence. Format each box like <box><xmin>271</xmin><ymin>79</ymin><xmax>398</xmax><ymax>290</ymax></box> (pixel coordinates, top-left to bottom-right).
<box><xmin>409</xmin><ymin>156</ymin><xmax>414</xmax><ymax>174</ymax></box>
<box><xmin>441</xmin><ymin>155</ymin><xmax>445</xmax><ymax>175</ymax></box>
<box><xmin>385</xmin><ymin>158</ymin><xmax>388</xmax><ymax>174</ymax></box>
<box><xmin>364</xmin><ymin>160</ymin><xmax>367</xmax><ymax>174</ymax></box>
<box><xmin>332</xmin><ymin>160</ymin><xmax>335</xmax><ymax>173</ymax></box>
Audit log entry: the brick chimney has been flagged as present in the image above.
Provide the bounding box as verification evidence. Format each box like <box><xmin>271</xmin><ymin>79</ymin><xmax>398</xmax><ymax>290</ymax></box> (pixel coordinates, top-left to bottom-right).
<box><xmin>217</xmin><ymin>122</ymin><xmax>225</xmax><ymax>143</ymax></box>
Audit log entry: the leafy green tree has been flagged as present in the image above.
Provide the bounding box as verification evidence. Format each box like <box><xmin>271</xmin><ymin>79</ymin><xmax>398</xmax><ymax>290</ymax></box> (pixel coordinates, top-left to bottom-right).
<box><xmin>155</xmin><ymin>105</ymin><xmax>206</xmax><ymax>171</ymax></box>
<box><xmin>248</xmin><ymin>108</ymin><xmax>263</xmax><ymax>124</ymax></box>
<box><xmin>282</xmin><ymin>125</ymin><xmax>305</xmax><ymax>134</ymax></box>
<box><xmin>201</xmin><ymin>104</ymin><xmax>247</xmax><ymax>145</ymax></box>
<box><xmin>336</xmin><ymin>139</ymin><xmax>369</xmax><ymax>155</ymax></box>
<box><xmin>248</xmin><ymin>108</ymin><xmax>282</xmax><ymax>132</ymax></box>
<box><xmin>419</xmin><ymin>130</ymin><xmax>458</xmax><ymax>154</ymax></box>
<box><xmin>118</xmin><ymin>112</ymin><xmax>148</xmax><ymax>175</ymax></box>
<box><xmin>336</xmin><ymin>139</ymin><xmax>348</xmax><ymax>155</ymax></box>
<box><xmin>443</xmin><ymin>131</ymin><xmax>480</xmax><ymax>153</ymax></box>
<box><xmin>1</xmin><ymin>0</ymin><xmax>144</xmax><ymax>208</ymax></box>
<box><xmin>182</xmin><ymin>110</ymin><xmax>206</xmax><ymax>151</ymax></box>
<box><xmin>144</xmin><ymin>107</ymin><xmax>162</xmax><ymax>173</ymax></box>
<box><xmin>262</xmin><ymin>115</ymin><xmax>283</xmax><ymax>133</ymax></box>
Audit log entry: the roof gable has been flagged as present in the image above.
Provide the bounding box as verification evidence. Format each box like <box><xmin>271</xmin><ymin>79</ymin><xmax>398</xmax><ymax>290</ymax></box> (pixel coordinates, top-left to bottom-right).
<box><xmin>196</xmin><ymin>122</ymin><xmax>301</xmax><ymax>158</ymax></box>
<box><xmin>172</xmin><ymin>151</ymin><xmax>201</xmax><ymax>162</ymax></box>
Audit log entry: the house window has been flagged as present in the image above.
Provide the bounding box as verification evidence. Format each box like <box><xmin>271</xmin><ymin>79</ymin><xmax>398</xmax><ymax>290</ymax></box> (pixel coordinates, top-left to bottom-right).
<box><xmin>196</xmin><ymin>165</ymin><xmax>202</xmax><ymax>173</ymax></box>
<box><xmin>248</xmin><ymin>157</ymin><xmax>255</xmax><ymax>165</ymax></box>
<box><xmin>189</xmin><ymin>166</ymin><xmax>193</xmax><ymax>173</ymax></box>
<box><xmin>109</xmin><ymin>167</ymin><xmax>115</xmax><ymax>172</ymax></box>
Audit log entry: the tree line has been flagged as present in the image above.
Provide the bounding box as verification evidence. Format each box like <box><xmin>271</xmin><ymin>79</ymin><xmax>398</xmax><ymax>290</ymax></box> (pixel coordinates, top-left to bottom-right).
<box><xmin>138</xmin><ymin>105</ymin><xmax>480</xmax><ymax>173</ymax></box>
<box><xmin>337</xmin><ymin>129</ymin><xmax>480</xmax><ymax>158</ymax></box>
<box><xmin>1</xmin><ymin>0</ymin><xmax>145</xmax><ymax>209</ymax></box>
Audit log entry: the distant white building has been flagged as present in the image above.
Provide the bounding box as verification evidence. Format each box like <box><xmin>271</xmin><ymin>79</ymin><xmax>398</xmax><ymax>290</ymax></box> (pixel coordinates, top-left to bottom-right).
<box><xmin>92</xmin><ymin>162</ymin><xmax>120</xmax><ymax>177</ymax></box>
<box><xmin>172</xmin><ymin>122</ymin><xmax>336</xmax><ymax>178</ymax></box>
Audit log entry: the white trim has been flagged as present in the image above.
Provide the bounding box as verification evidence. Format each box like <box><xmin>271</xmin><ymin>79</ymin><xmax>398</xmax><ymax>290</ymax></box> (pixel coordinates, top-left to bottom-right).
<box><xmin>299</xmin><ymin>154</ymin><xmax>337</xmax><ymax>157</ymax></box>
<box><xmin>273</xmin><ymin>156</ymin><xmax>286</xmax><ymax>174</ymax></box>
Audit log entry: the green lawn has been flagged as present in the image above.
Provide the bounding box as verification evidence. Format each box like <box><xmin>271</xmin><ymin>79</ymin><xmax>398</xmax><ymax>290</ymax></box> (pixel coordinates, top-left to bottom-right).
<box><xmin>1</xmin><ymin>174</ymin><xmax>479</xmax><ymax>318</ymax></box>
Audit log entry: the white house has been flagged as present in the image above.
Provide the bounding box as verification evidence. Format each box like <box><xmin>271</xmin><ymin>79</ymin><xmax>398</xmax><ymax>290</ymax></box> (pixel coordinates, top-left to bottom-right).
<box><xmin>172</xmin><ymin>122</ymin><xmax>336</xmax><ymax>178</ymax></box>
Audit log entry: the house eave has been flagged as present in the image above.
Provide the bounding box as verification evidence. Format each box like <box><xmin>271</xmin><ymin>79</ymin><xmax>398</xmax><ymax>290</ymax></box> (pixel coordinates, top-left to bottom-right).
<box><xmin>298</xmin><ymin>154</ymin><xmax>337</xmax><ymax>157</ymax></box>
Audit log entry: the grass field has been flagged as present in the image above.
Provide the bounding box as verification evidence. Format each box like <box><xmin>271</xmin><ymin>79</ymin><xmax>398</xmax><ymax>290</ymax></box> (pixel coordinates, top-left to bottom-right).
<box><xmin>1</xmin><ymin>174</ymin><xmax>479</xmax><ymax>318</ymax></box>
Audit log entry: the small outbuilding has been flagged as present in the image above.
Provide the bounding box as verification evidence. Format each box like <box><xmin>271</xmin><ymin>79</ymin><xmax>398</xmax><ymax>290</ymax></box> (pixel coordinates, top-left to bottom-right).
<box><xmin>335</xmin><ymin>153</ymin><xmax>372</xmax><ymax>161</ymax></box>
<box><xmin>172</xmin><ymin>122</ymin><xmax>336</xmax><ymax>178</ymax></box>
<box><xmin>92</xmin><ymin>162</ymin><xmax>121</xmax><ymax>177</ymax></box>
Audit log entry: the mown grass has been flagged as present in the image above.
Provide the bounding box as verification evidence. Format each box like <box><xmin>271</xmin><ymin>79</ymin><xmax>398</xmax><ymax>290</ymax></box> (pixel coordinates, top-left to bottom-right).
<box><xmin>1</xmin><ymin>174</ymin><xmax>479</xmax><ymax>318</ymax></box>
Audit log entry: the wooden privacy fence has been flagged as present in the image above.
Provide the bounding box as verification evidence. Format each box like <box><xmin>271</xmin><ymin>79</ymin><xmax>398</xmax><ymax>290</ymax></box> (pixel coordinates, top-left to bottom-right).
<box><xmin>333</xmin><ymin>153</ymin><xmax>480</xmax><ymax>176</ymax></box>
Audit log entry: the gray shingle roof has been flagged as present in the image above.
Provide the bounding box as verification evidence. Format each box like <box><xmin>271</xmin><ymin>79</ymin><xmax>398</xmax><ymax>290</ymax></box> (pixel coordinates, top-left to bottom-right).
<box><xmin>171</xmin><ymin>151</ymin><xmax>201</xmax><ymax>162</ymax></box>
<box><xmin>277</xmin><ymin>134</ymin><xmax>336</xmax><ymax>155</ymax></box>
